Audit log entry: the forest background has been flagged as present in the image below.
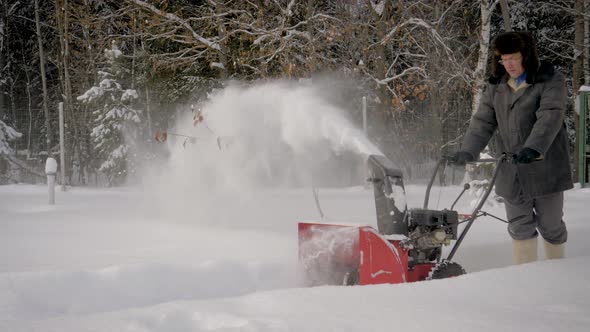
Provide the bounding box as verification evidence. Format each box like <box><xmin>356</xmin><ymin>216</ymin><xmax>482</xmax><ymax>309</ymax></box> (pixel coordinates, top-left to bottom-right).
<box><xmin>0</xmin><ymin>0</ymin><xmax>588</xmax><ymax>186</ymax></box>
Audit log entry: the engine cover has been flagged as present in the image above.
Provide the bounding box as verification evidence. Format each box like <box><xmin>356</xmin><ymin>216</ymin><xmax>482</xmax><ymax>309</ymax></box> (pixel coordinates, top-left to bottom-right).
<box><xmin>406</xmin><ymin>208</ymin><xmax>459</xmax><ymax>239</ymax></box>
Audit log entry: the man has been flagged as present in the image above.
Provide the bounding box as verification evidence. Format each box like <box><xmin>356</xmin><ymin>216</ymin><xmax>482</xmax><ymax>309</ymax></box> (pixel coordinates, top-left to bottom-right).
<box><xmin>453</xmin><ymin>31</ymin><xmax>573</xmax><ymax>264</ymax></box>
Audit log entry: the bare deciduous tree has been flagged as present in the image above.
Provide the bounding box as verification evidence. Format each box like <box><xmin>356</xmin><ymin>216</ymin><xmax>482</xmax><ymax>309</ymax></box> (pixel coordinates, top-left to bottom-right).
<box><xmin>34</xmin><ymin>0</ymin><xmax>52</xmax><ymax>153</ymax></box>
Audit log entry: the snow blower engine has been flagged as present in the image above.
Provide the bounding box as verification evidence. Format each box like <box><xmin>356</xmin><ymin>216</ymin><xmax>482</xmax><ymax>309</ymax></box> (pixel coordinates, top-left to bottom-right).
<box><xmin>298</xmin><ymin>153</ymin><xmax>503</xmax><ymax>286</ymax></box>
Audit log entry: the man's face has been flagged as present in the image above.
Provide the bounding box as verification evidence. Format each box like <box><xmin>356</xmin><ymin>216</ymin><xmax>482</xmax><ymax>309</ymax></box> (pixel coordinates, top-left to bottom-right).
<box><xmin>500</xmin><ymin>52</ymin><xmax>525</xmax><ymax>78</ymax></box>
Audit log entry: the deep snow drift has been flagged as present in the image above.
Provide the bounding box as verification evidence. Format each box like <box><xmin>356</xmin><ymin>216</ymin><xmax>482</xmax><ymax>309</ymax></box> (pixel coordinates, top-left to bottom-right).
<box><xmin>1</xmin><ymin>184</ymin><xmax>589</xmax><ymax>332</ymax></box>
<box><xmin>1</xmin><ymin>82</ymin><xmax>589</xmax><ymax>331</ymax></box>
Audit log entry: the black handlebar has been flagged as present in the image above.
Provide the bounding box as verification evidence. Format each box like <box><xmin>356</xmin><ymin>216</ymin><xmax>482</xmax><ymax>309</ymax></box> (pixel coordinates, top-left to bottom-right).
<box><xmin>423</xmin><ymin>154</ymin><xmax>508</xmax><ymax>209</ymax></box>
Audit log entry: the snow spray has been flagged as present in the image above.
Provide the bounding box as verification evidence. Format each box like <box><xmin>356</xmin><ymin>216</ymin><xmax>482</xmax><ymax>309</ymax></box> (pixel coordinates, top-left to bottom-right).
<box><xmin>168</xmin><ymin>81</ymin><xmax>380</xmax><ymax>185</ymax></box>
<box><xmin>150</xmin><ymin>80</ymin><xmax>383</xmax><ymax>228</ymax></box>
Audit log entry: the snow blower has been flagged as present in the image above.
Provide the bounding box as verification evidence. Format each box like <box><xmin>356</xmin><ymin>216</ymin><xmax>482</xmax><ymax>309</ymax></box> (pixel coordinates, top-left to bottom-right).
<box><xmin>298</xmin><ymin>153</ymin><xmax>509</xmax><ymax>286</ymax></box>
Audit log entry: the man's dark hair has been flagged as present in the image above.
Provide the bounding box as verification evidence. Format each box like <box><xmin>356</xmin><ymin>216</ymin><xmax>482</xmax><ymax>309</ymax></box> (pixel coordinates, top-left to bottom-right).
<box><xmin>491</xmin><ymin>31</ymin><xmax>540</xmax><ymax>79</ymax></box>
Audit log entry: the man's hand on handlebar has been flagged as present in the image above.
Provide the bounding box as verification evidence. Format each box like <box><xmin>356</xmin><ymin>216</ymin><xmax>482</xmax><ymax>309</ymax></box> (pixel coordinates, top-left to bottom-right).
<box><xmin>512</xmin><ymin>148</ymin><xmax>542</xmax><ymax>164</ymax></box>
<box><xmin>449</xmin><ymin>151</ymin><xmax>475</xmax><ymax>165</ymax></box>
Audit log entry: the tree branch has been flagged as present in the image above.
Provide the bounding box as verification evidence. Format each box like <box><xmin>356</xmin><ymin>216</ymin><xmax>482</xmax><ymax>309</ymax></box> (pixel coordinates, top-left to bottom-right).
<box><xmin>127</xmin><ymin>0</ymin><xmax>220</xmax><ymax>51</ymax></box>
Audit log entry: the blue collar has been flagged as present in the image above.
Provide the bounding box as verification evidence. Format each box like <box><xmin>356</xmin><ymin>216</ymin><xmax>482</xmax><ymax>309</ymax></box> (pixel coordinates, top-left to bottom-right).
<box><xmin>515</xmin><ymin>72</ymin><xmax>527</xmax><ymax>86</ymax></box>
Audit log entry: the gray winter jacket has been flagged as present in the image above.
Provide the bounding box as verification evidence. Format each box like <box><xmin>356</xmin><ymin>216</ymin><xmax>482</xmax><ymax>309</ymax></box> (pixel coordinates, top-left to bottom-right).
<box><xmin>461</xmin><ymin>62</ymin><xmax>573</xmax><ymax>200</ymax></box>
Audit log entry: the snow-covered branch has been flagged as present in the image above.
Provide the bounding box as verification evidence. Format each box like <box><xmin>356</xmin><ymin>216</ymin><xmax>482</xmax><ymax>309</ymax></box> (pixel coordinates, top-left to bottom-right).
<box><xmin>539</xmin><ymin>30</ymin><xmax>576</xmax><ymax>60</ymax></box>
<box><xmin>0</xmin><ymin>120</ymin><xmax>22</xmax><ymax>155</ymax></box>
<box><xmin>127</xmin><ymin>0</ymin><xmax>220</xmax><ymax>51</ymax></box>
<box><xmin>376</xmin><ymin>66</ymin><xmax>426</xmax><ymax>85</ymax></box>
<box><xmin>380</xmin><ymin>18</ymin><xmax>452</xmax><ymax>57</ymax></box>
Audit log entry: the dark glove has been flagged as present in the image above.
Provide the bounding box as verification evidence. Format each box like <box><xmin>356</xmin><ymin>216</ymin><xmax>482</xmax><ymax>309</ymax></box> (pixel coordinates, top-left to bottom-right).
<box><xmin>513</xmin><ymin>148</ymin><xmax>541</xmax><ymax>164</ymax></box>
<box><xmin>450</xmin><ymin>151</ymin><xmax>475</xmax><ymax>165</ymax></box>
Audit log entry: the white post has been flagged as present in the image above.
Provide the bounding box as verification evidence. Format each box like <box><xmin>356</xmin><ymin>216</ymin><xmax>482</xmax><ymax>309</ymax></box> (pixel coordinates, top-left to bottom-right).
<box><xmin>45</xmin><ymin>157</ymin><xmax>57</xmax><ymax>204</ymax></box>
<box><xmin>59</xmin><ymin>102</ymin><xmax>66</xmax><ymax>191</ymax></box>
<box><xmin>362</xmin><ymin>96</ymin><xmax>367</xmax><ymax>135</ymax></box>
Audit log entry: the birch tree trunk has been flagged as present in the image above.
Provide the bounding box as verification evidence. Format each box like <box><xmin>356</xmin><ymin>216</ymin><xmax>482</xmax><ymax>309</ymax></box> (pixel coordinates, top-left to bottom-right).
<box><xmin>34</xmin><ymin>0</ymin><xmax>52</xmax><ymax>153</ymax></box>
<box><xmin>471</xmin><ymin>0</ymin><xmax>497</xmax><ymax>115</ymax></box>
<box><xmin>214</xmin><ymin>1</ymin><xmax>228</xmax><ymax>80</ymax></box>
<box><xmin>371</xmin><ymin>0</ymin><xmax>390</xmax><ymax>124</ymax></box>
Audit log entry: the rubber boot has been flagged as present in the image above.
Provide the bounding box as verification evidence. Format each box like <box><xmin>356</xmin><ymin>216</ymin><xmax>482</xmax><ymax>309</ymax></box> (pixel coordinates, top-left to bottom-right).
<box><xmin>544</xmin><ymin>241</ymin><xmax>565</xmax><ymax>260</ymax></box>
<box><xmin>512</xmin><ymin>238</ymin><xmax>538</xmax><ymax>265</ymax></box>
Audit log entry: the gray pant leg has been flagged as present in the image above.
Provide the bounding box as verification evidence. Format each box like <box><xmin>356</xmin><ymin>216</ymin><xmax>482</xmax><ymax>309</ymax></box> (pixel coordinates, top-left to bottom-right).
<box><xmin>505</xmin><ymin>194</ymin><xmax>538</xmax><ymax>240</ymax></box>
<box><xmin>504</xmin><ymin>191</ymin><xmax>567</xmax><ymax>243</ymax></box>
<box><xmin>533</xmin><ymin>191</ymin><xmax>567</xmax><ymax>244</ymax></box>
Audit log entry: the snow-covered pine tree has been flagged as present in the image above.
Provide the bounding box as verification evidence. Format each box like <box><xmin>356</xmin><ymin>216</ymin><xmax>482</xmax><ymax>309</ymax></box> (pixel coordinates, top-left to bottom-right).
<box><xmin>0</xmin><ymin>120</ymin><xmax>21</xmax><ymax>181</ymax></box>
<box><xmin>0</xmin><ymin>120</ymin><xmax>21</xmax><ymax>155</ymax></box>
<box><xmin>77</xmin><ymin>41</ymin><xmax>142</xmax><ymax>186</ymax></box>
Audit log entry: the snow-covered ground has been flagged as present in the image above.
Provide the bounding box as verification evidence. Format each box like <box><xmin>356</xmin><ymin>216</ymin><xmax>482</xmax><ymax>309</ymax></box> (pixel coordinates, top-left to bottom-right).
<box><xmin>1</xmin><ymin>183</ymin><xmax>589</xmax><ymax>332</ymax></box>
<box><xmin>2</xmin><ymin>83</ymin><xmax>589</xmax><ymax>331</ymax></box>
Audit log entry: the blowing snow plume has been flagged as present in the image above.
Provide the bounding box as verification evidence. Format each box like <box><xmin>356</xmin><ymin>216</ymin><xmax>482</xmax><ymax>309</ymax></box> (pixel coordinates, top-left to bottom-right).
<box><xmin>150</xmin><ymin>81</ymin><xmax>382</xmax><ymax>227</ymax></box>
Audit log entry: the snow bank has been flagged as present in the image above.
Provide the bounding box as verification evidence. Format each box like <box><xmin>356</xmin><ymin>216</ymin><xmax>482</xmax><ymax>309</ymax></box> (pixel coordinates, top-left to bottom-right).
<box><xmin>0</xmin><ymin>261</ymin><xmax>294</xmax><ymax>321</ymax></box>
<box><xmin>2</xmin><ymin>256</ymin><xmax>588</xmax><ymax>332</ymax></box>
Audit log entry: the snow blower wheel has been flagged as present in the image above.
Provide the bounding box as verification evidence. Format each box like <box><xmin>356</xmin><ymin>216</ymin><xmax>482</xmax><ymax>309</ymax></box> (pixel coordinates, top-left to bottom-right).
<box><xmin>343</xmin><ymin>269</ymin><xmax>359</xmax><ymax>286</ymax></box>
<box><xmin>429</xmin><ymin>261</ymin><xmax>466</xmax><ymax>280</ymax></box>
